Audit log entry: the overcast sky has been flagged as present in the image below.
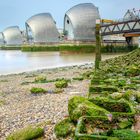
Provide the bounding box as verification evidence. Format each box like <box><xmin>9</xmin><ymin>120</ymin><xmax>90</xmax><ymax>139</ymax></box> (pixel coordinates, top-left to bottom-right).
<box><xmin>0</xmin><ymin>0</ymin><xmax>139</xmax><ymax>31</ymax></box>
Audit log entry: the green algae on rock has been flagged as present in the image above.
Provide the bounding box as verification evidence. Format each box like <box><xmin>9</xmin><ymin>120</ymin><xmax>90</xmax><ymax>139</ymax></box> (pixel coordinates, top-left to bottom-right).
<box><xmin>6</xmin><ymin>126</ymin><xmax>44</xmax><ymax>140</ymax></box>
<box><xmin>89</xmin><ymin>97</ymin><xmax>135</xmax><ymax>117</ymax></box>
<box><xmin>54</xmin><ymin>49</ymin><xmax>140</xmax><ymax>140</ymax></box>
<box><xmin>89</xmin><ymin>85</ymin><xmax>118</xmax><ymax>94</ymax></box>
<box><xmin>110</xmin><ymin>129</ymin><xmax>140</xmax><ymax>140</ymax></box>
<box><xmin>30</xmin><ymin>87</ymin><xmax>47</xmax><ymax>94</ymax></box>
<box><xmin>35</xmin><ymin>75</ymin><xmax>47</xmax><ymax>83</ymax></box>
<box><xmin>54</xmin><ymin>118</ymin><xmax>75</xmax><ymax>138</ymax></box>
<box><xmin>55</xmin><ymin>80</ymin><xmax>68</xmax><ymax>88</ymax></box>
<box><xmin>75</xmin><ymin>116</ymin><xmax>119</xmax><ymax>140</ymax></box>
<box><xmin>68</xmin><ymin>96</ymin><xmax>110</xmax><ymax>122</ymax></box>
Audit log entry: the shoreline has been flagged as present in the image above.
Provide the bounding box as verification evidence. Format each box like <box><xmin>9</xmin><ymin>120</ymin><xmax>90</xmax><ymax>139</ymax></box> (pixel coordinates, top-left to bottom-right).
<box><xmin>0</xmin><ymin>52</ymin><xmax>125</xmax><ymax>76</ymax></box>
<box><xmin>0</xmin><ymin>62</ymin><xmax>94</xmax><ymax>76</ymax></box>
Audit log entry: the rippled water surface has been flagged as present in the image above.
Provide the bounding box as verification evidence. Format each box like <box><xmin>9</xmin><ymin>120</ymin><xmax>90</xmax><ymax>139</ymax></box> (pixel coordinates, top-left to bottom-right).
<box><xmin>0</xmin><ymin>50</ymin><xmax>124</xmax><ymax>75</ymax></box>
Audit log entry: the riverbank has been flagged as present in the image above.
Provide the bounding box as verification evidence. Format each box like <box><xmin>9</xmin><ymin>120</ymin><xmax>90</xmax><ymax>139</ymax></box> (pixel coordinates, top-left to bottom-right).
<box><xmin>0</xmin><ymin>63</ymin><xmax>93</xmax><ymax>139</ymax></box>
<box><xmin>0</xmin><ymin>50</ymin><xmax>139</xmax><ymax>139</ymax></box>
<box><xmin>1</xmin><ymin>44</ymin><xmax>138</xmax><ymax>53</ymax></box>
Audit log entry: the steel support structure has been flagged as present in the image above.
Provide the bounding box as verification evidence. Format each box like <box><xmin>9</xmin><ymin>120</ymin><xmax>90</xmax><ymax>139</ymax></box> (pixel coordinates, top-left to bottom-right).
<box><xmin>101</xmin><ymin>19</ymin><xmax>140</xmax><ymax>36</ymax></box>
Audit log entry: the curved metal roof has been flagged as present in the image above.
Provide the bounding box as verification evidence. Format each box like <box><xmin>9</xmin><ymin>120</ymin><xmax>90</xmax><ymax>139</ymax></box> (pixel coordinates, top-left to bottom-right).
<box><xmin>64</xmin><ymin>3</ymin><xmax>100</xmax><ymax>41</ymax></box>
<box><xmin>0</xmin><ymin>32</ymin><xmax>4</xmax><ymax>45</ymax></box>
<box><xmin>26</xmin><ymin>13</ymin><xmax>60</xmax><ymax>43</ymax></box>
<box><xmin>3</xmin><ymin>26</ymin><xmax>23</xmax><ymax>45</ymax></box>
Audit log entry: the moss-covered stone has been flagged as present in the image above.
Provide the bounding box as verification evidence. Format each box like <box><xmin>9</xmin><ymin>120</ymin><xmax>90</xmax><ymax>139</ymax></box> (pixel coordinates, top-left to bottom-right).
<box><xmin>89</xmin><ymin>85</ymin><xmax>118</xmax><ymax>94</ymax></box>
<box><xmin>118</xmin><ymin>120</ymin><xmax>132</xmax><ymax>129</ymax></box>
<box><xmin>75</xmin><ymin>116</ymin><xmax>120</xmax><ymax>140</ymax></box>
<box><xmin>54</xmin><ymin>118</ymin><xmax>75</xmax><ymax>138</ymax></box>
<box><xmin>68</xmin><ymin>96</ymin><xmax>110</xmax><ymax>122</ymax></box>
<box><xmin>89</xmin><ymin>97</ymin><xmax>135</xmax><ymax>117</ymax></box>
<box><xmin>30</xmin><ymin>87</ymin><xmax>47</xmax><ymax>94</ymax></box>
<box><xmin>82</xmin><ymin>71</ymin><xmax>93</xmax><ymax>79</ymax></box>
<box><xmin>131</xmin><ymin>79</ymin><xmax>140</xmax><ymax>84</ymax></box>
<box><xmin>125</xmin><ymin>64</ymin><xmax>140</xmax><ymax>77</ymax></box>
<box><xmin>6</xmin><ymin>126</ymin><xmax>44</xmax><ymax>140</ymax></box>
<box><xmin>123</xmin><ymin>84</ymin><xmax>137</xmax><ymax>90</ymax></box>
<box><xmin>73</xmin><ymin>77</ymin><xmax>84</xmax><ymax>81</ymax></box>
<box><xmin>55</xmin><ymin>80</ymin><xmax>68</xmax><ymax>88</ymax></box>
<box><xmin>136</xmin><ymin>92</ymin><xmax>140</xmax><ymax>103</ymax></box>
<box><xmin>0</xmin><ymin>100</ymin><xmax>5</xmax><ymax>106</ymax></box>
<box><xmin>75</xmin><ymin>117</ymin><xmax>138</xmax><ymax>140</ymax></box>
<box><xmin>117</xmin><ymin>79</ymin><xmax>127</xmax><ymax>87</ymax></box>
<box><xmin>109</xmin><ymin>92</ymin><xmax>123</xmax><ymax>100</ymax></box>
<box><xmin>110</xmin><ymin>129</ymin><xmax>140</xmax><ymax>140</ymax></box>
<box><xmin>123</xmin><ymin>90</ymin><xmax>137</xmax><ymax>102</ymax></box>
<box><xmin>68</xmin><ymin>96</ymin><xmax>86</xmax><ymax>117</ymax></box>
<box><xmin>35</xmin><ymin>75</ymin><xmax>47</xmax><ymax>83</ymax></box>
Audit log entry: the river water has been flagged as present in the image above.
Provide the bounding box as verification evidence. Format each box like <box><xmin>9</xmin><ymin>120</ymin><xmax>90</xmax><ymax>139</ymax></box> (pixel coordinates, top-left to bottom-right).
<box><xmin>0</xmin><ymin>50</ymin><xmax>124</xmax><ymax>75</ymax></box>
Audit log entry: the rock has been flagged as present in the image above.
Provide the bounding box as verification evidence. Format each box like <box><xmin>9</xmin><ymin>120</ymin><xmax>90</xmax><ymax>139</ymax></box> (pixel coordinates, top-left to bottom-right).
<box><xmin>89</xmin><ymin>97</ymin><xmax>136</xmax><ymax>117</ymax></box>
<box><xmin>109</xmin><ymin>92</ymin><xmax>123</xmax><ymax>100</ymax></box>
<box><xmin>6</xmin><ymin>126</ymin><xmax>44</xmax><ymax>140</ymax></box>
<box><xmin>54</xmin><ymin>118</ymin><xmax>75</xmax><ymax>138</ymax></box>
<box><xmin>118</xmin><ymin>121</ymin><xmax>132</xmax><ymax>129</ymax></box>
<box><xmin>68</xmin><ymin>96</ymin><xmax>110</xmax><ymax>122</ymax></box>
<box><xmin>89</xmin><ymin>85</ymin><xmax>118</xmax><ymax>94</ymax></box>
<box><xmin>55</xmin><ymin>80</ymin><xmax>68</xmax><ymax>88</ymax></box>
<box><xmin>110</xmin><ymin>129</ymin><xmax>140</xmax><ymax>140</ymax></box>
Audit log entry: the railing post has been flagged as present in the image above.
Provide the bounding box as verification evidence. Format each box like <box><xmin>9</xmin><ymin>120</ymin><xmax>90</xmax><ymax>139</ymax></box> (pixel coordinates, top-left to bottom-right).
<box><xmin>95</xmin><ymin>19</ymin><xmax>101</xmax><ymax>70</ymax></box>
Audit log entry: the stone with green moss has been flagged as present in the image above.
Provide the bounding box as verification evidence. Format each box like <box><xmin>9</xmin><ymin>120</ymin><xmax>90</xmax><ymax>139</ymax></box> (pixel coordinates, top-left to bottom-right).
<box><xmin>30</xmin><ymin>87</ymin><xmax>47</xmax><ymax>94</ymax></box>
<box><xmin>89</xmin><ymin>84</ymin><xmax>118</xmax><ymax>94</ymax></box>
<box><xmin>82</xmin><ymin>71</ymin><xmax>93</xmax><ymax>79</ymax></box>
<box><xmin>110</xmin><ymin>129</ymin><xmax>140</xmax><ymax>140</ymax></box>
<box><xmin>107</xmin><ymin>138</ymin><xmax>119</xmax><ymax>140</ymax></box>
<box><xmin>124</xmin><ymin>84</ymin><xmax>137</xmax><ymax>90</ymax></box>
<box><xmin>136</xmin><ymin>92</ymin><xmax>140</xmax><ymax>103</ymax></box>
<box><xmin>68</xmin><ymin>96</ymin><xmax>86</xmax><ymax>116</ymax></box>
<box><xmin>55</xmin><ymin>80</ymin><xmax>68</xmax><ymax>88</ymax></box>
<box><xmin>109</xmin><ymin>92</ymin><xmax>123</xmax><ymax>100</ymax></box>
<box><xmin>68</xmin><ymin>96</ymin><xmax>110</xmax><ymax>122</ymax></box>
<box><xmin>89</xmin><ymin>97</ymin><xmax>135</xmax><ymax>117</ymax></box>
<box><xmin>75</xmin><ymin>116</ymin><xmax>120</xmax><ymax>140</ymax></box>
<box><xmin>35</xmin><ymin>75</ymin><xmax>47</xmax><ymax>83</ymax></box>
<box><xmin>118</xmin><ymin>120</ymin><xmax>132</xmax><ymax>129</ymax></box>
<box><xmin>117</xmin><ymin>79</ymin><xmax>127</xmax><ymax>87</ymax></box>
<box><xmin>73</xmin><ymin>77</ymin><xmax>84</xmax><ymax>81</ymax></box>
<box><xmin>123</xmin><ymin>90</ymin><xmax>137</xmax><ymax>102</ymax></box>
<box><xmin>0</xmin><ymin>100</ymin><xmax>5</xmax><ymax>106</ymax></box>
<box><xmin>125</xmin><ymin>64</ymin><xmax>140</xmax><ymax>77</ymax></box>
<box><xmin>53</xmin><ymin>88</ymin><xmax>64</xmax><ymax>94</ymax></box>
<box><xmin>6</xmin><ymin>126</ymin><xmax>44</xmax><ymax>140</ymax></box>
<box><xmin>54</xmin><ymin>118</ymin><xmax>75</xmax><ymax>138</ymax></box>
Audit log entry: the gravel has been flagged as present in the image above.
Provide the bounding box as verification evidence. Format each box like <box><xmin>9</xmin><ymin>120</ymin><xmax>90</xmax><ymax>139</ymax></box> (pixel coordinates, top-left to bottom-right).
<box><xmin>0</xmin><ymin>64</ymin><xmax>93</xmax><ymax>140</ymax></box>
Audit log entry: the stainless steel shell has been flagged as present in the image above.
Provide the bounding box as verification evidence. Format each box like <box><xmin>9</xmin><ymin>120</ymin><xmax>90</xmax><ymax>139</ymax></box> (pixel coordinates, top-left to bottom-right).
<box><xmin>0</xmin><ymin>32</ymin><xmax>4</xmax><ymax>45</ymax></box>
<box><xmin>3</xmin><ymin>26</ymin><xmax>23</xmax><ymax>45</ymax></box>
<box><xmin>64</xmin><ymin>3</ymin><xmax>100</xmax><ymax>41</ymax></box>
<box><xmin>26</xmin><ymin>13</ymin><xmax>60</xmax><ymax>43</ymax></box>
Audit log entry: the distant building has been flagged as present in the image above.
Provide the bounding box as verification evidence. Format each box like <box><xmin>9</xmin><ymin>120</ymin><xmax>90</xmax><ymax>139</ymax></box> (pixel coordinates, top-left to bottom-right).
<box><xmin>0</xmin><ymin>32</ymin><xmax>4</xmax><ymax>45</ymax></box>
<box><xmin>3</xmin><ymin>26</ymin><xmax>23</xmax><ymax>45</ymax></box>
<box><xmin>64</xmin><ymin>3</ymin><xmax>100</xmax><ymax>41</ymax></box>
<box><xmin>25</xmin><ymin>13</ymin><xmax>60</xmax><ymax>44</ymax></box>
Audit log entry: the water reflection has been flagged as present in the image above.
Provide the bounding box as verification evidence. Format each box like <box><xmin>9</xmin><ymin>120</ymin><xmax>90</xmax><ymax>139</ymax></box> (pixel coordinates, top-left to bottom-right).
<box><xmin>0</xmin><ymin>50</ymin><xmax>124</xmax><ymax>75</ymax></box>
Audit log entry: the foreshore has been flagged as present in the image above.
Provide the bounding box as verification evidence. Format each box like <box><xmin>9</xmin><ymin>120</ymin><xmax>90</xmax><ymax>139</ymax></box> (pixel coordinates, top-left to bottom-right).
<box><xmin>0</xmin><ymin>63</ymin><xmax>93</xmax><ymax>139</ymax></box>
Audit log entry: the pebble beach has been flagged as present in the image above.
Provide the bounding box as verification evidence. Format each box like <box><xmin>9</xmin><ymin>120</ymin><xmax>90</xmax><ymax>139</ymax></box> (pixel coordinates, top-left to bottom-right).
<box><xmin>0</xmin><ymin>64</ymin><xmax>93</xmax><ymax>140</ymax></box>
